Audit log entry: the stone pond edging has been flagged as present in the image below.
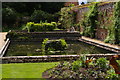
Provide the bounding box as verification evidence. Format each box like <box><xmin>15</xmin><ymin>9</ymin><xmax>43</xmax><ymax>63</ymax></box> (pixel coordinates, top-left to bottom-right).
<box><xmin>1</xmin><ymin>54</ymin><xmax>120</xmax><ymax>64</ymax></box>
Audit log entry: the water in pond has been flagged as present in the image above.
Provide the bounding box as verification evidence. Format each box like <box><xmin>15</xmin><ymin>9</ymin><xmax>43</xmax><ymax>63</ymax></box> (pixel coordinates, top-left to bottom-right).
<box><xmin>5</xmin><ymin>40</ymin><xmax>113</xmax><ymax>56</ymax></box>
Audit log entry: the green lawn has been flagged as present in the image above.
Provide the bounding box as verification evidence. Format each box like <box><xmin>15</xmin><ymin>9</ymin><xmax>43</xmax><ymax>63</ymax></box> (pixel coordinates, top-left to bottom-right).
<box><xmin>2</xmin><ymin>62</ymin><xmax>59</xmax><ymax>78</ymax></box>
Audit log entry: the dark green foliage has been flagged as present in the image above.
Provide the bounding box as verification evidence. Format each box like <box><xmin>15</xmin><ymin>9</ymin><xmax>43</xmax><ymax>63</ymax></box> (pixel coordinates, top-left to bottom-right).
<box><xmin>6</xmin><ymin>31</ymin><xmax>17</xmax><ymax>38</ymax></box>
<box><xmin>49</xmin><ymin>57</ymin><xmax>119</xmax><ymax>79</ymax></box>
<box><xmin>2</xmin><ymin>8</ymin><xmax>17</xmax><ymax>26</ymax></box>
<box><xmin>2</xmin><ymin>2</ymin><xmax>64</xmax><ymax>31</ymax></box>
<box><xmin>40</xmin><ymin>2</ymin><xmax>65</xmax><ymax>14</ymax></box>
<box><xmin>104</xmin><ymin>2</ymin><xmax>120</xmax><ymax>44</ymax></box>
<box><xmin>96</xmin><ymin>58</ymin><xmax>109</xmax><ymax>71</ymax></box>
<box><xmin>30</xmin><ymin>10</ymin><xmax>54</xmax><ymax>23</ymax></box>
<box><xmin>82</xmin><ymin>3</ymin><xmax>98</xmax><ymax>38</ymax></box>
<box><xmin>23</xmin><ymin>22</ymin><xmax>58</xmax><ymax>32</ymax></box>
<box><xmin>42</xmin><ymin>38</ymin><xmax>68</xmax><ymax>55</ymax></box>
<box><xmin>2</xmin><ymin>2</ymin><xmax>35</xmax><ymax>16</ymax></box>
<box><xmin>2</xmin><ymin>2</ymin><xmax>64</xmax><ymax>15</ymax></box>
<box><xmin>113</xmin><ymin>1</ymin><xmax>120</xmax><ymax>44</ymax></box>
<box><xmin>59</xmin><ymin>5</ymin><xmax>76</xmax><ymax>29</ymax></box>
<box><xmin>72</xmin><ymin>56</ymin><xmax>87</xmax><ymax>71</ymax></box>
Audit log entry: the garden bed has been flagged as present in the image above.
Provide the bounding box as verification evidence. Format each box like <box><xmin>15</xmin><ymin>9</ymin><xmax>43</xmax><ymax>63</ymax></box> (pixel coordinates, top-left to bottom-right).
<box><xmin>42</xmin><ymin>57</ymin><xmax>120</xmax><ymax>79</ymax></box>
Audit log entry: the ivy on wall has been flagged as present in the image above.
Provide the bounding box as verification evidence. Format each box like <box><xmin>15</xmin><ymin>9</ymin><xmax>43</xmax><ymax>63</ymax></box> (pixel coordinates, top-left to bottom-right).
<box><xmin>113</xmin><ymin>1</ymin><xmax>120</xmax><ymax>44</ymax></box>
<box><xmin>59</xmin><ymin>5</ymin><xmax>76</xmax><ymax>29</ymax></box>
<box><xmin>104</xmin><ymin>2</ymin><xmax>120</xmax><ymax>44</ymax></box>
<box><xmin>82</xmin><ymin>3</ymin><xmax>98</xmax><ymax>38</ymax></box>
<box><xmin>59</xmin><ymin>2</ymin><xmax>120</xmax><ymax>44</ymax></box>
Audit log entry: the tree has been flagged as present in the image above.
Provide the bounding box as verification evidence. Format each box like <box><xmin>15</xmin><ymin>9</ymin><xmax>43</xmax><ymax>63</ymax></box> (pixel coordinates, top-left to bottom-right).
<box><xmin>2</xmin><ymin>8</ymin><xmax>17</xmax><ymax>26</ymax></box>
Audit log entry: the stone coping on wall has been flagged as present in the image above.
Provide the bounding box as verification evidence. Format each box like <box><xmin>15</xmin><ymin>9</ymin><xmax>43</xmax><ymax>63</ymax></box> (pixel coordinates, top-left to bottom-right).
<box><xmin>1</xmin><ymin>54</ymin><xmax>120</xmax><ymax>63</ymax></box>
<box><xmin>79</xmin><ymin>36</ymin><xmax>120</xmax><ymax>53</ymax></box>
<box><xmin>6</xmin><ymin>30</ymin><xmax>81</xmax><ymax>41</ymax></box>
<box><xmin>9</xmin><ymin>30</ymin><xmax>80</xmax><ymax>33</ymax></box>
<box><xmin>72</xmin><ymin>2</ymin><xmax>113</xmax><ymax>11</ymax></box>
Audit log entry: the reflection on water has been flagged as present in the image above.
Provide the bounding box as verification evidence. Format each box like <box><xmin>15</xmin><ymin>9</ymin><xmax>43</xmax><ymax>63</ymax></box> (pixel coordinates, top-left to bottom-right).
<box><xmin>5</xmin><ymin>40</ymin><xmax>113</xmax><ymax>56</ymax></box>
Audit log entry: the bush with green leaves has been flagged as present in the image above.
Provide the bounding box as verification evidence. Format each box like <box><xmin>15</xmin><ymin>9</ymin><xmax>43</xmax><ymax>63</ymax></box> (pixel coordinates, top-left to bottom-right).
<box><xmin>82</xmin><ymin>3</ymin><xmax>98</xmax><ymax>38</ymax></box>
<box><xmin>95</xmin><ymin>57</ymin><xmax>109</xmax><ymax>71</ymax></box>
<box><xmin>48</xmin><ymin>57</ymin><xmax>120</xmax><ymax>79</ymax></box>
<box><xmin>72</xmin><ymin>56</ymin><xmax>88</xmax><ymax>71</ymax></box>
<box><xmin>42</xmin><ymin>38</ymin><xmax>68</xmax><ymax>55</ymax></box>
<box><xmin>59</xmin><ymin>5</ymin><xmax>76</xmax><ymax>29</ymax></box>
<box><xmin>2</xmin><ymin>7</ymin><xmax>17</xmax><ymax>26</ymax></box>
<box><xmin>104</xmin><ymin>1</ymin><xmax>120</xmax><ymax>44</ymax></box>
<box><xmin>23</xmin><ymin>21</ymin><xmax>58</xmax><ymax>32</ymax></box>
<box><xmin>30</xmin><ymin>10</ymin><xmax>56</xmax><ymax>23</ymax></box>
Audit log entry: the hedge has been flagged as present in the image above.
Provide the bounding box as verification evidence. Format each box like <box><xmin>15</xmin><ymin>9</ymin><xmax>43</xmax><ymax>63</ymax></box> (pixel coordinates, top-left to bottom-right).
<box><xmin>23</xmin><ymin>22</ymin><xmax>58</xmax><ymax>32</ymax></box>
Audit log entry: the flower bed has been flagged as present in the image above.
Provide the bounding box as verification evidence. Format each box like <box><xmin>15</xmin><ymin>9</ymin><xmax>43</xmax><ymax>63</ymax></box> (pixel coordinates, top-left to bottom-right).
<box><xmin>43</xmin><ymin>56</ymin><xmax>120</xmax><ymax>79</ymax></box>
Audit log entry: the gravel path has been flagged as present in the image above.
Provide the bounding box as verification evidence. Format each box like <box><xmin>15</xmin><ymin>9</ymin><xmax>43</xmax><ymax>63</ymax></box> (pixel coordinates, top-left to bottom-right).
<box><xmin>0</xmin><ymin>32</ymin><xmax>7</xmax><ymax>50</ymax></box>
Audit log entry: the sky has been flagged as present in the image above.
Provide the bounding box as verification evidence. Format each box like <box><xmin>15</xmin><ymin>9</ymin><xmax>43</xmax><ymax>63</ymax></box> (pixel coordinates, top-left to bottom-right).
<box><xmin>78</xmin><ymin>0</ymin><xmax>88</xmax><ymax>5</ymax></box>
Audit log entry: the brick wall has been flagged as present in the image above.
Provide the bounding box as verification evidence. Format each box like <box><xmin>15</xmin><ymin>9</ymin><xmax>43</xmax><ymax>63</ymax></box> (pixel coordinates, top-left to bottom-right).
<box><xmin>95</xmin><ymin>28</ymin><xmax>108</xmax><ymax>40</ymax></box>
<box><xmin>74</xmin><ymin>2</ymin><xmax>115</xmax><ymax>40</ymax></box>
<box><xmin>64</xmin><ymin>2</ymin><xmax>79</xmax><ymax>6</ymax></box>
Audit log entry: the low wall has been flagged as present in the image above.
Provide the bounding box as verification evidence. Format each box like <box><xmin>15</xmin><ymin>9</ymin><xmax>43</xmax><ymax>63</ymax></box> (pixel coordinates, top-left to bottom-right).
<box><xmin>6</xmin><ymin>30</ymin><xmax>81</xmax><ymax>41</ymax></box>
<box><xmin>79</xmin><ymin>38</ymin><xmax>120</xmax><ymax>53</ymax></box>
<box><xmin>1</xmin><ymin>54</ymin><xmax>120</xmax><ymax>64</ymax></box>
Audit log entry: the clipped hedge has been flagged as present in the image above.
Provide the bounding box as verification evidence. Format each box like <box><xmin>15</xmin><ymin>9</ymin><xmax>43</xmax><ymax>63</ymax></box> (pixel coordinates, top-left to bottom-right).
<box><xmin>23</xmin><ymin>22</ymin><xmax>58</xmax><ymax>32</ymax></box>
<box><xmin>42</xmin><ymin>38</ymin><xmax>68</xmax><ymax>55</ymax></box>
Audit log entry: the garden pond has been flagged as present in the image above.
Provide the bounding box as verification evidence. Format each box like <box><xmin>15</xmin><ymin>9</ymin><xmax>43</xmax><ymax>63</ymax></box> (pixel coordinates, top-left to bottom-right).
<box><xmin>5</xmin><ymin>40</ymin><xmax>113</xmax><ymax>56</ymax></box>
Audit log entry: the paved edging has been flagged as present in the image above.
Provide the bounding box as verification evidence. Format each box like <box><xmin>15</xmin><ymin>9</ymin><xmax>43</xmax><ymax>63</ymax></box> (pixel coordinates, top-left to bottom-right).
<box><xmin>1</xmin><ymin>54</ymin><xmax>120</xmax><ymax>63</ymax></box>
<box><xmin>0</xmin><ymin>32</ymin><xmax>7</xmax><ymax>50</ymax></box>
<box><xmin>0</xmin><ymin>38</ymin><xmax>10</xmax><ymax>57</ymax></box>
<box><xmin>80</xmin><ymin>37</ymin><xmax>120</xmax><ymax>53</ymax></box>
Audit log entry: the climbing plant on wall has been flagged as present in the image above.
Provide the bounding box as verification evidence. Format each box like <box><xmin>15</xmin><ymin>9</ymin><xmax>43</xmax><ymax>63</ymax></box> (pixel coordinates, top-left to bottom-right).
<box><xmin>82</xmin><ymin>3</ymin><xmax>98</xmax><ymax>38</ymax></box>
<box><xmin>59</xmin><ymin>5</ymin><xmax>76</xmax><ymax>29</ymax></box>
<box><xmin>113</xmin><ymin>1</ymin><xmax>120</xmax><ymax>44</ymax></box>
<box><xmin>104</xmin><ymin>2</ymin><xmax>120</xmax><ymax>44</ymax></box>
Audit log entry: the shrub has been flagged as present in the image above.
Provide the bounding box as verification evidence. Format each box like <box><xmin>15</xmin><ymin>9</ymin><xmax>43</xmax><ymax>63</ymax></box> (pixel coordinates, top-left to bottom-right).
<box><xmin>95</xmin><ymin>58</ymin><xmax>109</xmax><ymax>71</ymax></box>
<box><xmin>42</xmin><ymin>38</ymin><xmax>68</xmax><ymax>55</ymax></box>
<box><xmin>59</xmin><ymin>6</ymin><xmax>76</xmax><ymax>29</ymax></box>
<box><xmin>72</xmin><ymin>60</ymin><xmax>83</xmax><ymax>71</ymax></box>
<box><xmin>2</xmin><ymin>7</ymin><xmax>17</xmax><ymax>26</ymax></box>
<box><xmin>49</xmin><ymin>57</ymin><xmax>119</xmax><ymax>79</ymax></box>
<box><xmin>30</xmin><ymin>10</ymin><xmax>53</xmax><ymax>23</ymax></box>
<box><xmin>23</xmin><ymin>22</ymin><xmax>57</xmax><ymax>32</ymax></box>
<box><xmin>23</xmin><ymin>22</ymin><xmax>34</xmax><ymax>32</ymax></box>
<box><xmin>104</xmin><ymin>1</ymin><xmax>120</xmax><ymax>44</ymax></box>
<box><xmin>6</xmin><ymin>31</ymin><xmax>18</xmax><ymax>38</ymax></box>
<box><xmin>72</xmin><ymin>56</ymin><xmax>88</xmax><ymax>71</ymax></box>
<box><xmin>82</xmin><ymin>3</ymin><xmax>98</xmax><ymax>38</ymax></box>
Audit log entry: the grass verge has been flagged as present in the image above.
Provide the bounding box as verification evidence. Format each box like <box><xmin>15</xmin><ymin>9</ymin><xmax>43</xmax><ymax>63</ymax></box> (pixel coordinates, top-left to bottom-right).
<box><xmin>2</xmin><ymin>62</ymin><xmax>59</xmax><ymax>78</ymax></box>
